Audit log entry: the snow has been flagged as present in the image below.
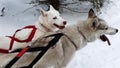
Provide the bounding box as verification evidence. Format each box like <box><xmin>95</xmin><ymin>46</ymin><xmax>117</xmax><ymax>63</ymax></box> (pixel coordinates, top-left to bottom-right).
<box><xmin>0</xmin><ymin>0</ymin><xmax>120</xmax><ymax>68</ymax></box>
<box><xmin>67</xmin><ymin>0</ymin><xmax>120</xmax><ymax>68</ymax></box>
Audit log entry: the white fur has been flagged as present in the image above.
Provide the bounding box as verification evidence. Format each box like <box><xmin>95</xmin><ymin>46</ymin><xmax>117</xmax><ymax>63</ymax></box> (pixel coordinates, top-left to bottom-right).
<box><xmin>0</xmin><ymin>5</ymin><xmax>66</xmax><ymax>52</ymax></box>
<box><xmin>0</xmin><ymin>9</ymin><xmax>118</xmax><ymax>68</ymax></box>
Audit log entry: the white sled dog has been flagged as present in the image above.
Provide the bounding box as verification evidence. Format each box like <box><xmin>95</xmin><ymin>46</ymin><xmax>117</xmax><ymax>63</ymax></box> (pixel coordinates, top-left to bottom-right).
<box><xmin>0</xmin><ymin>5</ymin><xmax>67</xmax><ymax>53</ymax></box>
<box><xmin>0</xmin><ymin>9</ymin><xmax>118</xmax><ymax>68</ymax></box>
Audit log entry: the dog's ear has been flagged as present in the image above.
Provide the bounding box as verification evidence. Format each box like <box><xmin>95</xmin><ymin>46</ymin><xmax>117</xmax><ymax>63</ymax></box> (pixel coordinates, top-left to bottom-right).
<box><xmin>49</xmin><ymin>5</ymin><xmax>55</xmax><ymax>11</ymax></box>
<box><xmin>91</xmin><ymin>21</ymin><xmax>99</xmax><ymax>30</ymax></box>
<box><xmin>88</xmin><ymin>8</ymin><xmax>96</xmax><ymax>18</ymax></box>
<box><xmin>40</xmin><ymin>8</ymin><xmax>47</xmax><ymax>17</ymax></box>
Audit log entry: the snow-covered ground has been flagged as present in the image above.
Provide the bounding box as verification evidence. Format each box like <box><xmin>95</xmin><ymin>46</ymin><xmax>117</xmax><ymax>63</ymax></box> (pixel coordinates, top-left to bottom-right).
<box><xmin>0</xmin><ymin>0</ymin><xmax>120</xmax><ymax>68</ymax></box>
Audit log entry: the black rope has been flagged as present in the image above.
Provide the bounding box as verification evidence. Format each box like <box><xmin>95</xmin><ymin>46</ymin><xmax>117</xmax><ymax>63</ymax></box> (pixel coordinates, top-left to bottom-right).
<box><xmin>20</xmin><ymin>33</ymin><xmax>63</xmax><ymax>68</ymax></box>
<box><xmin>11</xmin><ymin>47</ymin><xmax>47</xmax><ymax>53</ymax></box>
<box><xmin>5</xmin><ymin>33</ymin><xmax>64</xmax><ymax>68</ymax></box>
<box><xmin>4</xmin><ymin>46</ymin><xmax>30</xmax><ymax>68</ymax></box>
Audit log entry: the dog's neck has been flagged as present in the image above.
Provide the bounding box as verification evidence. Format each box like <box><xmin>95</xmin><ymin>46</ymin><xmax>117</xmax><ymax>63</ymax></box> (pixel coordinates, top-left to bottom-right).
<box><xmin>63</xmin><ymin>33</ymin><xmax>78</xmax><ymax>50</ymax></box>
<box><xmin>35</xmin><ymin>16</ymin><xmax>52</xmax><ymax>32</ymax></box>
<box><xmin>35</xmin><ymin>22</ymin><xmax>51</xmax><ymax>32</ymax></box>
<box><xmin>40</xmin><ymin>23</ymin><xmax>51</xmax><ymax>32</ymax></box>
<box><xmin>77</xmin><ymin>27</ymin><xmax>90</xmax><ymax>42</ymax></box>
<box><xmin>77</xmin><ymin>27</ymin><xmax>87</xmax><ymax>41</ymax></box>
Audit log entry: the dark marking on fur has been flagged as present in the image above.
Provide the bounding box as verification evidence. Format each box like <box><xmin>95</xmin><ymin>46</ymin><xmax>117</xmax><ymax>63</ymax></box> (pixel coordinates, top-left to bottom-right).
<box><xmin>88</xmin><ymin>8</ymin><xmax>96</xmax><ymax>18</ymax></box>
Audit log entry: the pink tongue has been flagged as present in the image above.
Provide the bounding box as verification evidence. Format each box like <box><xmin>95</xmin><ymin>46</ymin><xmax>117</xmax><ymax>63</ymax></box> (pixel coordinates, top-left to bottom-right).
<box><xmin>100</xmin><ymin>35</ymin><xmax>111</xmax><ymax>46</ymax></box>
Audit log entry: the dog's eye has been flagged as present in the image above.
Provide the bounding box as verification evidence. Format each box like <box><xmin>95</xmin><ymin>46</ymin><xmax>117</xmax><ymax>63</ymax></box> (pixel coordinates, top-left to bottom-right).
<box><xmin>105</xmin><ymin>27</ymin><xmax>108</xmax><ymax>30</ymax></box>
<box><xmin>53</xmin><ymin>17</ymin><xmax>57</xmax><ymax>19</ymax></box>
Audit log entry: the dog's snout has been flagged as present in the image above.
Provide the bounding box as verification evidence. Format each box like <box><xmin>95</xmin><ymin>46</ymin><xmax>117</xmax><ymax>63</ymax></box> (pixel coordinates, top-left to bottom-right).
<box><xmin>63</xmin><ymin>21</ymin><xmax>67</xmax><ymax>25</ymax></box>
<box><xmin>116</xmin><ymin>29</ymin><xmax>118</xmax><ymax>33</ymax></box>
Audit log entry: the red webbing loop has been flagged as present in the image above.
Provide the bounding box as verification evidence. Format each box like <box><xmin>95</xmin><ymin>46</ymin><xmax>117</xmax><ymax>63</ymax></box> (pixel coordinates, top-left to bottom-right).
<box><xmin>0</xmin><ymin>25</ymin><xmax>37</xmax><ymax>53</ymax></box>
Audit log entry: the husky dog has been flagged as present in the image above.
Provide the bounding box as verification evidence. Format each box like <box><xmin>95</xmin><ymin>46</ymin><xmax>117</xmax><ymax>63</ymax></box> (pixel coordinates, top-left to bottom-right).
<box><xmin>0</xmin><ymin>9</ymin><xmax>118</xmax><ymax>68</ymax></box>
<box><xmin>0</xmin><ymin>5</ymin><xmax>67</xmax><ymax>52</ymax></box>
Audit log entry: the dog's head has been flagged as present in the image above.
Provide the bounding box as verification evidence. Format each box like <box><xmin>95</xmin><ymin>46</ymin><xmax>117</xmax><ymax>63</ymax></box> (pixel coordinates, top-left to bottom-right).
<box><xmin>39</xmin><ymin>5</ymin><xmax>67</xmax><ymax>31</ymax></box>
<box><xmin>86</xmin><ymin>9</ymin><xmax>118</xmax><ymax>43</ymax></box>
<box><xmin>87</xmin><ymin>9</ymin><xmax>118</xmax><ymax>36</ymax></box>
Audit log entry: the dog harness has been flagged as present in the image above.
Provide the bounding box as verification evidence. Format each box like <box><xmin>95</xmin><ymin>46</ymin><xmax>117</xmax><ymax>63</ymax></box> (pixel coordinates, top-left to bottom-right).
<box><xmin>5</xmin><ymin>33</ymin><xmax>64</xmax><ymax>68</ymax></box>
<box><xmin>0</xmin><ymin>25</ymin><xmax>37</xmax><ymax>53</ymax></box>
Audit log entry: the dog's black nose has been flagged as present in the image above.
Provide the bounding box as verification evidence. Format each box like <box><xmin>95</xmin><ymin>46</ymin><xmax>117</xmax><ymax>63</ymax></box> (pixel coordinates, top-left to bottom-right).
<box><xmin>116</xmin><ymin>29</ymin><xmax>118</xmax><ymax>33</ymax></box>
<box><xmin>63</xmin><ymin>21</ymin><xmax>67</xmax><ymax>25</ymax></box>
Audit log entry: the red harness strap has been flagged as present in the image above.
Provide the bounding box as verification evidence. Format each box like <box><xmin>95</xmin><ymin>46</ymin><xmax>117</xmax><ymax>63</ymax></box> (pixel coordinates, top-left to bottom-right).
<box><xmin>0</xmin><ymin>25</ymin><xmax>37</xmax><ymax>53</ymax></box>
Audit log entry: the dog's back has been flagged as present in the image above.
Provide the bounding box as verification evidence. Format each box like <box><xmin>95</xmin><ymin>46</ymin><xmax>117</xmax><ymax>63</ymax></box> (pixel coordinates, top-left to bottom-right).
<box><xmin>0</xmin><ymin>9</ymin><xmax>118</xmax><ymax>68</ymax></box>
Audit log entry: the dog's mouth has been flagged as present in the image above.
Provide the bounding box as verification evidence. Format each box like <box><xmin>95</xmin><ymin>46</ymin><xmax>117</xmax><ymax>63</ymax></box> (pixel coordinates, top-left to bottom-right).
<box><xmin>53</xmin><ymin>23</ymin><xmax>65</xmax><ymax>29</ymax></box>
<box><xmin>100</xmin><ymin>35</ymin><xmax>111</xmax><ymax>46</ymax></box>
